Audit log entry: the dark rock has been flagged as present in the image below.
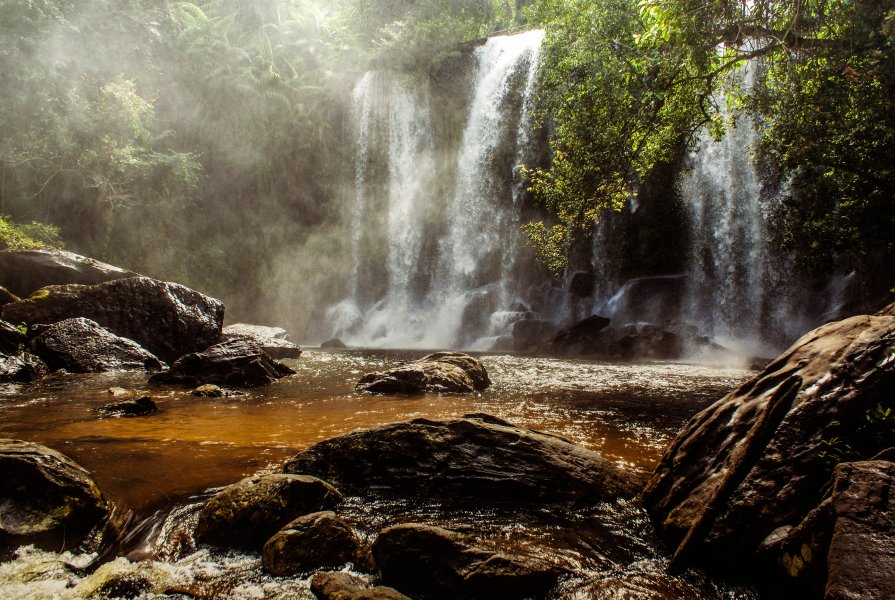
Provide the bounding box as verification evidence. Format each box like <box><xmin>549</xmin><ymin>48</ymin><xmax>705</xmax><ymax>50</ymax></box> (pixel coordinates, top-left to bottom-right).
<box><xmin>98</xmin><ymin>396</ymin><xmax>157</xmax><ymax>417</ymax></box>
<box><xmin>568</xmin><ymin>270</ymin><xmax>596</xmax><ymax>298</ymax></box>
<box><xmin>91</xmin><ymin>572</ymin><xmax>154</xmax><ymax>599</ymax></box>
<box><xmin>569</xmin><ymin>573</ymin><xmax>706</xmax><ymax>599</ymax></box>
<box><xmin>0</xmin><ymin>352</ymin><xmax>48</xmax><ymax>383</ymax></box>
<box><xmin>310</xmin><ymin>572</ymin><xmax>410</xmax><ymax>600</ymax></box>
<box><xmin>0</xmin><ymin>319</ymin><xmax>26</xmax><ymax>354</ymax></box>
<box><xmin>355</xmin><ymin>352</ymin><xmax>489</xmax><ymax>395</ymax></box>
<box><xmin>30</xmin><ymin>317</ymin><xmax>164</xmax><ymax>373</ymax></box>
<box><xmin>511</xmin><ymin>319</ymin><xmax>557</xmax><ymax>351</ymax></box>
<box><xmin>643</xmin><ymin>310</ymin><xmax>895</xmax><ymax>574</ymax></box>
<box><xmin>606</xmin><ymin>275</ymin><xmax>687</xmax><ymax>325</ymax></box>
<box><xmin>284</xmin><ymin>414</ymin><xmax>641</xmax><ymax>505</ymax></box>
<box><xmin>372</xmin><ymin>523</ymin><xmax>562</xmax><ymax>600</ymax></box>
<box><xmin>262</xmin><ymin>511</ymin><xmax>365</xmax><ymax>576</ymax></box>
<box><xmin>0</xmin><ymin>286</ymin><xmax>19</xmax><ymax>307</ymax></box>
<box><xmin>190</xmin><ymin>384</ymin><xmax>244</xmax><ymax>398</ymax></box>
<box><xmin>149</xmin><ymin>338</ymin><xmax>295</xmax><ymax>388</ymax></box>
<box><xmin>0</xmin><ymin>439</ymin><xmax>112</xmax><ymax>555</ymax></box>
<box><xmin>222</xmin><ymin>323</ymin><xmax>302</xmax><ymax>360</ymax></box>
<box><xmin>544</xmin><ymin>315</ymin><xmax>612</xmax><ymax>355</ymax></box>
<box><xmin>195</xmin><ymin>474</ymin><xmax>342</xmax><ymax>552</ymax></box>
<box><xmin>0</xmin><ymin>249</ymin><xmax>137</xmax><ymax>298</ymax></box>
<box><xmin>1</xmin><ymin>276</ymin><xmax>224</xmax><ymax>364</ymax></box>
<box><xmin>321</xmin><ymin>338</ymin><xmax>347</xmax><ymax>350</ymax></box>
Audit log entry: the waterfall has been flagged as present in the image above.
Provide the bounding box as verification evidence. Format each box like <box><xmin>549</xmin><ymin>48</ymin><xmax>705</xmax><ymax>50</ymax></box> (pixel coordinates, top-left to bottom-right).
<box><xmin>326</xmin><ymin>30</ymin><xmax>545</xmax><ymax>349</ymax></box>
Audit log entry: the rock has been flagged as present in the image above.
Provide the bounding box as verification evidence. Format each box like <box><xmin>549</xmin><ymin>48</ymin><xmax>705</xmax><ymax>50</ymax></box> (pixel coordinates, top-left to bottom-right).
<box><xmin>0</xmin><ymin>319</ymin><xmax>26</xmax><ymax>354</ymax></box>
<box><xmin>0</xmin><ymin>249</ymin><xmax>137</xmax><ymax>298</ymax></box>
<box><xmin>544</xmin><ymin>315</ymin><xmax>612</xmax><ymax>355</ymax></box>
<box><xmin>824</xmin><ymin>460</ymin><xmax>895</xmax><ymax>600</ymax></box>
<box><xmin>262</xmin><ymin>511</ymin><xmax>365</xmax><ymax>576</ymax></box>
<box><xmin>30</xmin><ymin>317</ymin><xmax>164</xmax><ymax>373</ymax></box>
<box><xmin>149</xmin><ymin>338</ymin><xmax>295</xmax><ymax>388</ymax></box>
<box><xmin>195</xmin><ymin>474</ymin><xmax>342</xmax><ymax>552</ymax></box>
<box><xmin>191</xmin><ymin>384</ymin><xmax>244</xmax><ymax>398</ymax></box>
<box><xmin>642</xmin><ymin>309</ymin><xmax>895</xmax><ymax>574</ymax></box>
<box><xmin>372</xmin><ymin>523</ymin><xmax>562</xmax><ymax>599</ymax></box>
<box><xmin>97</xmin><ymin>396</ymin><xmax>157</xmax><ymax>417</ymax></box>
<box><xmin>606</xmin><ymin>275</ymin><xmax>687</xmax><ymax>325</ymax></box>
<box><xmin>1</xmin><ymin>276</ymin><xmax>224</xmax><ymax>364</ymax></box>
<box><xmin>0</xmin><ymin>352</ymin><xmax>48</xmax><ymax>383</ymax></box>
<box><xmin>222</xmin><ymin>323</ymin><xmax>302</xmax><ymax>360</ymax></box>
<box><xmin>0</xmin><ymin>439</ymin><xmax>112</xmax><ymax>555</ymax></box>
<box><xmin>0</xmin><ymin>286</ymin><xmax>20</xmax><ymax>307</ymax></box>
<box><xmin>284</xmin><ymin>414</ymin><xmax>641</xmax><ymax>505</ymax></box>
<box><xmin>321</xmin><ymin>338</ymin><xmax>347</xmax><ymax>350</ymax></box>
<box><xmin>511</xmin><ymin>319</ymin><xmax>557</xmax><ymax>351</ymax></box>
<box><xmin>568</xmin><ymin>270</ymin><xmax>595</xmax><ymax>298</ymax></box>
<box><xmin>310</xmin><ymin>572</ymin><xmax>410</xmax><ymax>600</ymax></box>
<box><xmin>355</xmin><ymin>352</ymin><xmax>489</xmax><ymax>395</ymax></box>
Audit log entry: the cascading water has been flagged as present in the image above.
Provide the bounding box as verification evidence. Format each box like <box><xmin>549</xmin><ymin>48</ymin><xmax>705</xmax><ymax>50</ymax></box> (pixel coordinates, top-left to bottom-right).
<box><xmin>326</xmin><ymin>30</ymin><xmax>545</xmax><ymax>349</ymax></box>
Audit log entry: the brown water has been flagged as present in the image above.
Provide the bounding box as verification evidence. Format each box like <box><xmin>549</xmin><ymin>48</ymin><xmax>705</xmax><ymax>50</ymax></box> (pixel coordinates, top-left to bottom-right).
<box><xmin>0</xmin><ymin>350</ymin><xmax>759</xmax><ymax>599</ymax></box>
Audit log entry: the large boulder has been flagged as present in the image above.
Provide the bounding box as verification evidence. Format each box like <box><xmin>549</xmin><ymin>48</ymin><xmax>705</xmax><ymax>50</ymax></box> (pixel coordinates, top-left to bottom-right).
<box><xmin>355</xmin><ymin>352</ymin><xmax>490</xmax><ymax>395</ymax></box>
<box><xmin>262</xmin><ymin>511</ymin><xmax>366</xmax><ymax>576</ymax></box>
<box><xmin>222</xmin><ymin>323</ymin><xmax>302</xmax><ymax>360</ymax></box>
<box><xmin>0</xmin><ymin>249</ymin><xmax>137</xmax><ymax>298</ymax></box>
<box><xmin>372</xmin><ymin>523</ymin><xmax>562</xmax><ymax>599</ymax></box>
<box><xmin>30</xmin><ymin>317</ymin><xmax>164</xmax><ymax>373</ymax></box>
<box><xmin>284</xmin><ymin>414</ymin><xmax>641</xmax><ymax>505</ymax></box>
<box><xmin>195</xmin><ymin>474</ymin><xmax>342</xmax><ymax>552</ymax></box>
<box><xmin>0</xmin><ymin>439</ymin><xmax>112</xmax><ymax>555</ymax></box>
<box><xmin>0</xmin><ymin>352</ymin><xmax>48</xmax><ymax>383</ymax></box>
<box><xmin>544</xmin><ymin>315</ymin><xmax>612</xmax><ymax>356</ymax></box>
<box><xmin>643</xmin><ymin>303</ymin><xmax>895</xmax><ymax>575</ymax></box>
<box><xmin>310</xmin><ymin>572</ymin><xmax>410</xmax><ymax>600</ymax></box>
<box><xmin>1</xmin><ymin>276</ymin><xmax>224</xmax><ymax>363</ymax></box>
<box><xmin>148</xmin><ymin>338</ymin><xmax>295</xmax><ymax>388</ymax></box>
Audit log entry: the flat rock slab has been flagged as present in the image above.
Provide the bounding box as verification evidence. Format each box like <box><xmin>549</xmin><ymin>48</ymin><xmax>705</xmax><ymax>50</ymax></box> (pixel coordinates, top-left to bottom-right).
<box><xmin>284</xmin><ymin>413</ymin><xmax>641</xmax><ymax>505</ymax></box>
<box><xmin>2</xmin><ymin>276</ymin><xmax>224</xmax><ymax>364</ymax></box>
<box><xmin>356</xmin><ymin>352</ymin><xmax>490</xmax><ymax>395</ymax></box>
<box><xmin>222</xmin><ymin>323</ymin><xmax>302</xmax><ymax>360</ymax></box>
<box><xmin>0</xmin><ymin>439</ymin><xmax>111</xmax><ymax>555</ymax></box>
<box><xmin>31</xmin><ymin>317</ymin><xmax>164</xmax><ymax>373</ymax></box>
<box><xmin>149</xmin><ymin>338</ymin><xmax>295</xmax><ymax>388</ymax></box>
<box><xmin>0</xmin><ymin>249</ymin><xmax>137</xmax><ymax>298</ymax></box>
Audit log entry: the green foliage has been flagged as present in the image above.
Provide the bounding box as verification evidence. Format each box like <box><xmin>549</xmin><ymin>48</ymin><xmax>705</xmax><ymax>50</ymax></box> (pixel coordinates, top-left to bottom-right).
<box><xmin>0</xmin><ymin>216</ymin><xmax>61</xmax><ymax>251</ymax></box>
<box><xmin>819</xmin><ymin>401</ymin><xmax>895</xmax><ymax>468</ymax></box>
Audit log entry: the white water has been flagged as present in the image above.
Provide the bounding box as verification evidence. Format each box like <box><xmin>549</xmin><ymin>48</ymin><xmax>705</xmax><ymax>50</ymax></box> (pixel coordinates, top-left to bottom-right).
<box><xmin>327</xmin><ymin>30</ymin><xmax>545</xmax><ymax>349</ymax></box>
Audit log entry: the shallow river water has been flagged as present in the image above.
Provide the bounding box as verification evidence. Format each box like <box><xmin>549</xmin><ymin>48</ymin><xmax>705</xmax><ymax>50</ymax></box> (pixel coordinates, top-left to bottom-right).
<box><xmin>0</xmin><ymin>350</ymin><xmax>759</xmax><ymax>599</ymax></box>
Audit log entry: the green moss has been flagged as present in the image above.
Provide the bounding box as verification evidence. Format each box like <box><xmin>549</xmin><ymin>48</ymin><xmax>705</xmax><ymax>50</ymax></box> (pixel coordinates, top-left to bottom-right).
<box><xmin>25</xmin><ymin>290</ymin><xmax>50</xmax><ymax>302</ymax></box>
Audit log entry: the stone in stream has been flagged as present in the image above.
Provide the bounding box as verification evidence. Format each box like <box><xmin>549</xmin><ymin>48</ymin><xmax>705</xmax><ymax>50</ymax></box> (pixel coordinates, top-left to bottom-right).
<box><xmin>222</xmin><ymin>323</ymin><xmax>302</xmax><ymax>360</ymax></box>
<box><xmin>642</xmin><ymin>302</ymin><xmax>895</xmax><ymax>589</ymax></box>
<box><xmin>371</xmin><ymin>523</ymin><xmax>563</xmax><ymax>599</ymax></box>
<box><xmin>283</xmin><ymin>413</ymin><xmax>642</xmax><ymax>505</ymax></box>
<box><xmin>262</xmin><ymin>511</ymin><xmax>368</xmax><ymax>576</ymax></box>
<box><xmin>355</xmin><ymin>352</ymin><xmax>490</xmax><ymax>395</ymax></box>
<box><xmin>310</xmin><ymin>572</ymin><xmax>410</xmax><ymax>600</ymax></box>
<box><xmin>30</xmin><ymin>317</ymin><xmax>165</xmax><ymax>373</ymax></box>
<box><xmin>1</xmin><ymin>276</ymin><xmax>224</xmax><ymax>364</ymax></box>
<box><xmin>320</xmin><ymin>337</ymin><xmax>347</xmax><ymax>350</ymax></box>
<box><xmin>97</xmin><ymin>396</ymin><xmax>158</xmax><ymax>417</ymax></box>
<box><xmin>149</xmin><ymin>338</ymin><xmax>295</xmax><ymax>388</ymax></box>
<box><xmin>0</xmin><ymin>352</ymin><xmax>48</xmax><ymax>383</ymax></box>
<box><xmin>0</xmin><ymin>249</ymin><xmax>138</xmax><ymax>298</ymax></box>
<box><xmin>195</xmin><ymin>474</ymin><xmax>343</xmax><ymax>552</ymax></box>
<box><xmin>0</xmin><ymin>439</ymin><xmax>112</xmax><ymax>555</ymax></box>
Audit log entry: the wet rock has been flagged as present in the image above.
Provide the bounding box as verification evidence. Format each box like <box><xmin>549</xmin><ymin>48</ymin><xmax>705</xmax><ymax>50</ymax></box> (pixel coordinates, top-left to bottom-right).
<box><xmin>0</xmin><ymin>439</ymin><xmax>112</xmax><ymax>555</ymax></box>
<box><xmin>97</xmin><ymin>396</ymin><xmax>157</xmax><ymax>417</ymax></box>
<box><xmin>568</xmin><ymin>270</ymin><xmax>595</xmax><ymax>298</ymax></box>
<box><xmin>262</xmin><ymin>511</ymin><xmax>365</xmax><ymax>576</ymax></box>
<box><xmin>0</xmin><ymin>319</ymin><xmax>26</xmax><ymax>354</ymax></box>
<box><xmin>195</xmin><ymin>474</ymin><xmax>343</xmax><ymax>552</ymax></box>
<box><xmin>310</xmin><ymin>572</ymin><xmax>410</xmax><ymax>600</ymax></box>
<box><xmin>511</xmin><ymin>319</ymin><xmax>557</xmax><ymax>351</ymax></box>
<box><xmin>0</xmin><ymin>249</ymin><xmax>137</xmax><ymax>298</ymax></box>
<box><xmin>0</xmin><ymin>352</ymin><xmax>49</xmax><ymax>383</ymax></box>
<box><xmin>606</xmin><ymin>275</ymin><xmax>687</xmax><ymax>325</ymax></box>
<box><xmin>0</xmin><ymin>286</ymin><xmax>20</xmax><ymax>307</ymax></box>
<box><xmin>643</xmin><ymin>305</ymin><xmax>895</xmax><ymax>574</ymax></box>
<box><xmin>190</xmin><ymin>384</ymin><xmax>244</xmax><ymax>398</ymax></box>
<box><xmin>284</xmin><ymin>414</ymin><xmax>641</xmax><ymax>505</ymax></box>
<box><xmin>321</xmin><ymin>338</ymin><xmax>347</xmax><ymax>350</ymax></box>
<box><xmin>544</xmin><ymin>315</ymin><xmax>612</xmax><ymax>355</ymax></box>
<box><xmin>372</xmin><ymin>523</ymin><xmax>562</xmax><ymax>599</ymax></box>
<box><xmin>149</xmin><ymin>338</ymin><xmax>295</xmax><ymax>388</ymax></box>
<box><xmin>222</xmin><ymin>323</ymin><xmax>302</xmax><ymax>360</ymax></box>
<box><xmin>355</xmin><ymin>352</ymin><xmax>489</xmax><ymax>395</ymax></box>
<box><xmin>30</xmin><ymin>318</ymin><xmax>164</xmax><ymax>373</ymax></box>
<box><xmin>1</xmin><ymin>276</ymin><xmax>224</xmax><ymax>364</ymax></box>
<box><xmin>569</xmin><ymin>572</ymin><xmax>706</xmax><ymax>599</ymax></box>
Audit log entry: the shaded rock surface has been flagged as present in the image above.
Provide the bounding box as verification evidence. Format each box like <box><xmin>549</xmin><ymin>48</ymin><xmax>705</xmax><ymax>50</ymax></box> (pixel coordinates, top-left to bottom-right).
<box><xmin>0</xmin><ymin>249</ymin><xmax>137</xmax><ymax>298</ymax></box>
<box><xmin>262</xmin><ymin>511</ymin><xmax>365</xmax><ymax>576</ymax></box>
<box><xmin>1</xmin><ymin>276</ymin><xmax>224</xmax><ymax>363</ymax></box>
<box><xmin>321</xmin><ymin>338</ymin><xmax>347</xmax><ymax>350</ymax></box>
<box><xmin>643</xmin><ymin>303</ymin><xmax>895</xmax><ymax>574</ymax></box>
<box><xmin>97</xmin><ymin>396</ymin><xmax>157</xmax><ymax>417</ymax></box>
<box><xmin>222</xmin><ymin>323</ymin><xmax>302</xmax><ymax>360</ymax></box>
<box><xmin>544</xmin><ymin>315</ymin><xmax>611</xmax><ymax>355</ymax></box>
<box><xmin>372</xmin><ymin>523</ymin><xmax>562</xmax><ymax>600</ymax></box>
<box><xmin>195</xmin><ymin>474</ymin><xmax>342</xmax><ymax>552</ymax></box>
<box><xmin>0</xmin><ymin>439</ymin><xmax>111</xmax><ymax>555</ymax></box>
<box><xmin>0</xmin><ymin>286</ymin><xmax>19</xmax><ymax>307</ymax></box>
<box><xmin>149</xmin><ymin>338</ymin><xmax>295</xmax><ymax>388</ymax></box>
<box><xmin>284</xmin><ymin>414</ymin><xmax>640</xmax><ymax>505</ymax></box>
<box><xmin>0</xmin><ymin>319</ymin><xmax>26</xmax><ymax>354</ymax></box>
<box><xmin>0</xmin><ymin>352</ymin><xmax>48</xmax><ymax>383</ymax></box>
<box><xmin>511</xmin><ymin>319</ymin><xmax>557</xmax><ymax>351</ymax></box>
<box><xmin>310</xmin><ymin>572</ymin><xmax>410</xmax><ymax>600</ymax></box>
<box><xmin>355</xmin><ymin>352</ymin><xmax>490</xmax><ymax>395</ymax></box>
<box><xmin>30</xmin><ymin>317</ymin><xmax>164</xmax><ymax>373</ymax></box>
